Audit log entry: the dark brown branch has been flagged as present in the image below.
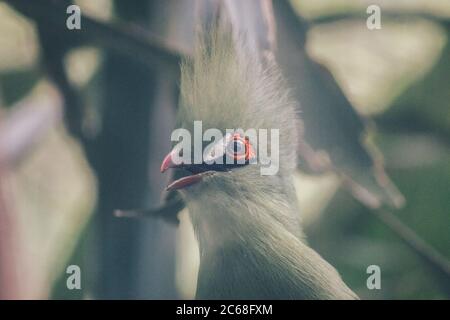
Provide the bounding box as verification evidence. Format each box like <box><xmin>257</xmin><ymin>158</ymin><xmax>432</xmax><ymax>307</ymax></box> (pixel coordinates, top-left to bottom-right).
<box><xmin>4</xmin><ymin>0</ymin><xmax>187</xmax><ymax>70</ymax></box>
<box><xmin>115</xmin><ymin>190</ymin><xmax>184</xmax><ymax>225</ymax></box>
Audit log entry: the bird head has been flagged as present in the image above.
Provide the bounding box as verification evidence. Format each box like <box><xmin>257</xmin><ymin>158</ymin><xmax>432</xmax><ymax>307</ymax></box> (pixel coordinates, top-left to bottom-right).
<box><xmin>161</xmin><ymin>29</ymin><xmax>300</xmax><ymax>203</ymax></box>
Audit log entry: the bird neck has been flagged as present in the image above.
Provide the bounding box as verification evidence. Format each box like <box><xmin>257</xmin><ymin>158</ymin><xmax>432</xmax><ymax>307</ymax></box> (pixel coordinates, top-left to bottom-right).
<box><xmin>187</xmin><ymin>187</ymin><xmax>358</xmax><ymax>300</ymax></box>
<box><xmin>186</xmin><ymin>176</ymin><xmax>303</xmax><ymax>254</ymax></box>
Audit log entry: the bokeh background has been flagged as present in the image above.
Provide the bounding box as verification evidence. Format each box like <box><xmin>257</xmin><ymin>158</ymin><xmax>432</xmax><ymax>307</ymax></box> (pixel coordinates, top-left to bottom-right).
<box><xmin>0</xmin><ymin>0</ymin><xmax>449</xmax><ymax>299</ymax></box>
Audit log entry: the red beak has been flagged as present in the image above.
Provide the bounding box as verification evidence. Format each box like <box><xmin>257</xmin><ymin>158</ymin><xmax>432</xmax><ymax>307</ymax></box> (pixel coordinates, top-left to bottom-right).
<box><xmin>160</xmin><ymin>151</ymin><xmax>176</xmax><ymax>173</ymax></box>
<box><xmin>160</xmin><ymin>150</ymin><xmax>213</xmax><ymax>191</ymax></box>
<box><xmin>165</xmin><ymin>174</ymin><xmax>205</xmax><ymax>191</ymax></box>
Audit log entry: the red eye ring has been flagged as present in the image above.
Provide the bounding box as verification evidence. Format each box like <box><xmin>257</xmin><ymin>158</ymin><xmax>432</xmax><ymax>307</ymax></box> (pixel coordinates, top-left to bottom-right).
<box><xmin>228</xmin><ymin>134</ymin><xmax>255</xmax><ymax>161</ymax></box>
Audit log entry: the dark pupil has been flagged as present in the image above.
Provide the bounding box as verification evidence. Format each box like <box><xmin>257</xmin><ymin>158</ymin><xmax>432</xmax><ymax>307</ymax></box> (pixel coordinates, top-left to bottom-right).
<box><xmin>232</xmin><ymin>140</ymin><xmax>244</xmax><ymax>154</ymax></box>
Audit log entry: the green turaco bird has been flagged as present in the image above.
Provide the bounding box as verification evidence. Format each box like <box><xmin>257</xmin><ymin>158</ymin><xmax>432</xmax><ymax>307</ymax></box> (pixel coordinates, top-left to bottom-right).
<box><xmin>160</xmin><ymin>27</ymin><xmax>358</xmax><ymax>300</ymax></box>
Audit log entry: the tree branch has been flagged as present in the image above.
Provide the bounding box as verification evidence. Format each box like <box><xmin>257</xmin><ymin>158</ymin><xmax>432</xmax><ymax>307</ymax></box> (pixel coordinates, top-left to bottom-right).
<box><xmin>4</xmin><ymin>0</ymin><xmax>187</xmax><ymax>70</ymax></box>
<box><xmin>373</xmin><ymin>209</ymin><xmax>450</xmax><ymax>295</ymax></box>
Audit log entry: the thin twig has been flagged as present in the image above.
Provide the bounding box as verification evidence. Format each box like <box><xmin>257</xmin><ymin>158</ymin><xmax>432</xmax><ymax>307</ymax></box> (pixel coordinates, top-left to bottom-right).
<box><xmin>114</xmin><ymin>191</ymin><xmax>185</xmax><ymax>225</ymax></box>
<box><xmin>373</xmin><ymin>209</ymin><xmax>450</xmax><ymax>294</ymax></box>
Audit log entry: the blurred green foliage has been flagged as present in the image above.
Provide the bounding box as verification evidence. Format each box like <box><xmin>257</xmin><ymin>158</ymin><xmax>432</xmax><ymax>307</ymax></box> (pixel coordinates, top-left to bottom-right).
<box><xmin>0</xmin><ymin>0</ymin><xmax>448</xmax><ymax>299</ymax></box>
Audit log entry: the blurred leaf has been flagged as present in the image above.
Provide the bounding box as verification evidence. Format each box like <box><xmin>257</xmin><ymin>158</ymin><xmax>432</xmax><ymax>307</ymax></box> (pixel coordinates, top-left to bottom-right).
<box><xmin>7</xmin><ymin>83</ymin><xmax>96</xmax><ymax>298</ymax></box>
<box><xmin>0</xmin><ymin>69</ymin><xmax>41</xmax><ymax>107</ymax></box>
<box><xmin>306</xmin><ymin>19</ymin><xmax>446</xmax><ymax>116</ymax></box>
<box><xmin>273</xmin><ymin>0</ymin><xmax>404</xmax><ymax>209</ymax></box>
<box><xmin>376</xmin><ymin>28</ymin><xmax>450</xmax><ymax>142</ymax></box>
<box><xmin>0</xmin><ymin>3</ymin><xmax>38</xmax><ymax>71</ymax></box>
<box><xmin>291</xmin><ymin>0</ymin><xmax>450</xmax><ymax>20</ymax></box>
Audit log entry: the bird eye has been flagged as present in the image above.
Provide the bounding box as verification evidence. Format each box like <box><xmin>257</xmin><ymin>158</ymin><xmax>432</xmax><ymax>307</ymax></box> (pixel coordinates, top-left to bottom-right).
<box><xmin>230</xmin><ymin>140</ymin><xmax>245</xmax><ymax>154</ymax></box>
<box><xmin>226</xmin><ymin>134</ymin><xmax>252</xmax><ymax>161</ymax></box>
